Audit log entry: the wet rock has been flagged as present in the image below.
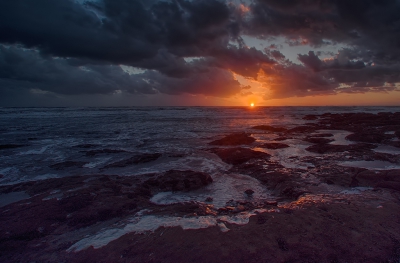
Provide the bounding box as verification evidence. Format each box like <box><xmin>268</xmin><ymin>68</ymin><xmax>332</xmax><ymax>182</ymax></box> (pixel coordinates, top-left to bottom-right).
<box><xmin>209</xmin><ymin>147</ymin><xmax>270</xmax><ymax>165</ymax></box>
<box><xmin>309</xmin><ymin>133</ymin><xmax>334</xmax><ymax>138</ymax></box>
<box><xmin>355</xmin><ymin>169</ymin><xmax>400</xmax><ymax>192</ymax></box>
<box><xmin>274</xmin><ymin>136</ymin><xmax>292</xmax><ymax>141</ymax></box>
<box><xmin>259</xmin><ymin>143</ymin><xmax>290</xmax><ymax>149</ymax></box>
<box><xmin>209</xmin><ymin>132</ymin><xmax>255</xmax><ymax>146</ymax></box>
<box><xmin>277</xmin><ymin>238</ymin><xmax>289</xmax><ymax>251</ymax></box>
<box><xmin>234</xmin><ymin>205</ymin><xmax>246</xmax><ymax>213</ymax></box>
<box><xmin>205</xmin><ymin>197</ymin><xmax>213</xmax><ymax>202</ymax></box>
<box><xmin>265</xmin><ymin>200</ymin><xmax>278</xmax><ymax>206</ymax></box>
<box><xmin>144</xmin><ymin>170</ymin><xmax>213</xmax><ymax>192</ymax></box>
<box><xmin>0</xmin><ymin>144</ymin><xmax>27</xmax><ymax>150</ymax></box>
<box><xmin>303</xmin><ymin>115</ymin><xmax>318</xmax><ymax>120</ymax></box>
<box><xmin>245</xmin><ymin>189</ymin><xmax>254</xmax><ymax>196</ymax></box>
<box><xmin>49</xmin><ymin>161</ymin><xmax>86</xmax><ymax>170</ymax></box>
<box><xmin>104</xmin><ymin>153</ymin><xmax>162</xmax><ymax>168</ymax></box>
<box><xmin>346</xmin><ymin>132</ymin><xmax>388</xmax><ymax>143</ymax></box>
<box><xmin>287</xmin><ymin>126</ymin><xmax>316</xmax><ymax>133</ymax></box>
<box><xmin>257</xmin><ymin>214</ymin><xmax>267</xmax><ymax>224</ymax></box>
<box><xmin>304</xmin><ymin>137</ymin><xmax>334</xmax><ymax>144</ymax></box>
<box><xmin>252</xmin><ymin>125</ymin><xmax>287</xmax><ymax>132</ymax></box>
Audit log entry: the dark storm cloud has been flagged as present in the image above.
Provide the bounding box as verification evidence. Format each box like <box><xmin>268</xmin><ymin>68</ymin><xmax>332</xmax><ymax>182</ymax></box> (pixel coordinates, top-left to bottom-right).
<box><xmin>245</xmin><ymin>0</ymin><xmax>400</xmax><ymax>98</ymax></box>
<box><xmin>0</xmin><ymin>45</ymin><xmax>241</xmax><ymax>98</ymax></box>
<box><xmin>248</xmin><ymin>0</ymin><xmax>400</xmax><ymax>57</ymax></box>
<box><xmin>0</xmin><ymin>0</ymin><xmax>400</xmax><ymax>105</ymax></box>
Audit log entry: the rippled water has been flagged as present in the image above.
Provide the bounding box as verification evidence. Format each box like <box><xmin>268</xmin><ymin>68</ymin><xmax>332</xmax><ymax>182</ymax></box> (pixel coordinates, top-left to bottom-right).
<box><xmin>1</xmin><ymin>106</ymin><xmax>399</xmax><ymax>185</ymax></box>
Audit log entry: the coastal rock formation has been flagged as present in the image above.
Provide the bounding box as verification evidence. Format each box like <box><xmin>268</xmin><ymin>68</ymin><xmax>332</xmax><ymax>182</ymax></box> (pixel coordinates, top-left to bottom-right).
<box><xmin>209</xmin><ymin>132</ymin><xmax>255</xmax><ymax>146</ymax></box>
<box><xmin>259</xmin><ymin>143</ymin><xmax>290</xmax><ymax>149</ymax></box>
<box><xmin>252</xmin><ymin>125</ymin><xmax>287</xmax><ymax>132</ymax></box>
<box><xmin>208</xmin><ymin>147</ymin><xmax>270</xmax><ymax>165</ymax></box>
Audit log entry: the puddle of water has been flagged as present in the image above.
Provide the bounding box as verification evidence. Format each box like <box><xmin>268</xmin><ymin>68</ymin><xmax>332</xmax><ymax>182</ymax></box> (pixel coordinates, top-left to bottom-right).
<box><xmin>339</xmin><ymin>160</ymin><xmax>400</xmax><ymax>170</ymax></box>
<box><xmin>255</xmin><ymin>139</ymin><xmax>317</xmax><ymax>169</ymax></box>
<box><xmin>317</xmin><ymin>130</ymin><xmax>354</xmax><ymax>146</ymax></box>
<box><xmin>0</xmin><ymin>191</ymin><xmax>30</xmax><ymax>207</ymax></box>
<box><xmin>340</xmin><ymin>187</ymin><xmax>373</xmax><ymax>195</ymax></box>
<box><xmin>151</xmin><ymin>173</ymin><xmax>272</xmax><ymax>209</ymax></box>
<box><xmin>373</xmin><ymin>145</ymin><xmax>400</xmax><ymax>155</ymax></box>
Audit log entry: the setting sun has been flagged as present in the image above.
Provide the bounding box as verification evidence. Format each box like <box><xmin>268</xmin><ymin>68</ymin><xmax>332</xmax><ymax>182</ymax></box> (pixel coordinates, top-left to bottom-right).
<box><xmin>250</xmin><ymin>103</ymin><xmax>255</xmax><ymax>107</ymax></box>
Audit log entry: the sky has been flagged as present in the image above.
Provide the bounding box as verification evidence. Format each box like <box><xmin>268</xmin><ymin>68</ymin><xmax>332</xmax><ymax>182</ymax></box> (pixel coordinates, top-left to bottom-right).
<box><xmin>1</xmin><ymin>0</ymin><xmax>400</xmax><ymax>107</ymax></box>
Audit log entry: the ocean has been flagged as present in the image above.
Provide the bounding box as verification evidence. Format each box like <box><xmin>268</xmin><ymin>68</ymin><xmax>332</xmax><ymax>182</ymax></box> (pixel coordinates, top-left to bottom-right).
<box><xmin>1</xmin><ymin>106</ymin><xmax>399</xmax><ymax>185</ymax></box>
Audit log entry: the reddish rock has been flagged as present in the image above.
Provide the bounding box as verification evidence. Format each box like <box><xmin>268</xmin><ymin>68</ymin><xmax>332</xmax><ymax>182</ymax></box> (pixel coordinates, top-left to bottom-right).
<box><xmin>209</xmin><ymin>133</ymin><xmax>255</xmax><ymax>146</ymax></box>
<box><xmin>309</xmin><ymin>133</ymin><xmax>334</xmax><ymax>137</ymax></box>
<box><xmin>208</xmin><ymin>147</ymin><xmax>270</xmax><ymax>165</ymax></box>
<box><xmin>302</xmin><ymin>115</ymin><xmax>318</xmax><ymax>120</ymax></box>
<box><xmin>252</xmin><ymin>125</ymin><xmax>287</xmax><ymax>132</ymax></box>
<box><xmin>274</xmin><ymin>136</ymin><xmax>292</xmax><ymax>141</ymax></box>
<box><xmin>288</xmin><ymin>126</ymin><xmax>316</xmax><ymax>133</ymax></box>
<box><xmin>259</xmin><ymin>143</ymin><xmax>290</xmax><ymax>149</ymax></box>
<box><xmin>265</xmin><ymin>200</ymin><xmax>278</xmax><ymax>206</ymax></box>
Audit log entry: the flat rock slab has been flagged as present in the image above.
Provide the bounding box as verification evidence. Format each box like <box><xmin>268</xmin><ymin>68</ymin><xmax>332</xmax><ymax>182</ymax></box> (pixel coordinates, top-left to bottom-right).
<box><xmin>208</xmin><ymin>147</ymin><xmax>270</xmax><ymax>165</ymax></box>
<box><xmin>252</xmin><ymin>125</ymin><xmax>287</xmax><ymax>132</ymax></box>
<box><xmin>258</xmin><ymin>143</ymin><xmax>290</xmax><ymax>149</ymax></box>
<box><xmin>209</xmin><ymin>133</ymin><xmax>255</xmax><ymax>146</ymax></box>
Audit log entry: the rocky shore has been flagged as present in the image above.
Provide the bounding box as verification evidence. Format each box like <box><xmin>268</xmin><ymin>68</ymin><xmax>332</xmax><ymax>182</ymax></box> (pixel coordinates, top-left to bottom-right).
<box><xmin>1</xmin><ymin>112</ymin><xmax>400</xmax><ymax>262</ymax></box>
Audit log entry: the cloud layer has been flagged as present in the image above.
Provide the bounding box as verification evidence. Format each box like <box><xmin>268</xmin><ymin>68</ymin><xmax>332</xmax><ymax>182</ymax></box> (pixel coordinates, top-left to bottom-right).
<box><xmin>1</xmin><ymin>0</ymin><xmax>399</xmax><ymax>105</ymax></box>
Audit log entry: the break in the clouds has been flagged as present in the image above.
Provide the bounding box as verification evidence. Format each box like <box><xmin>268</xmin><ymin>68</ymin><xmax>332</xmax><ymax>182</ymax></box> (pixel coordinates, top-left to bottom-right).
<box><xmin>0</xmin><ymin>0</ymin><xmax>400</xmax><ymax>106</ymax></box>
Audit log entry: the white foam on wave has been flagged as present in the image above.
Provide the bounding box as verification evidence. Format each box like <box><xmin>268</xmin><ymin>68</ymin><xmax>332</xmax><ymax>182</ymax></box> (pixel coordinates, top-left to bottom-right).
<box><xmin>67</xmin><ymin>208</ymin><xmax>276</xmax><ymax>252</ymax></box>
<box><xmin>150</xmin><ymin>173</ymin><xmax>272</xmax><ymax>208</ymax></box>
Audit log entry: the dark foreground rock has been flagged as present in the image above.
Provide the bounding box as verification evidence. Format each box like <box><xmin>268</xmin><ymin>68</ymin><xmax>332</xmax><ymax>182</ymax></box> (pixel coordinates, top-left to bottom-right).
<box><xmin>208</xmin><ymin>147</ymin><xmax>270</xmax><ymax>165</ymax></box>
<box><xmin>209</xmin><ymin>132</ymin><xmax>255</xmax><ymax>146</ymax></box>
<box><xmin>2</xmin><ymin>189</ymin><xmax>399</xmax><ymax>263</ymax></box>
<box><xmin>143</xmin><ymin>170</ymin><xmax>213</xmax><ymax>192</ymax></box>
<box><xmin>303</xmin><ymin>137</ymin><xmax>334</xmax><ymax>144</ymax></box>
<box><xmin>259</xmin><ymin>143</ymin><xmax>290</xmax><ymax>149</ymax></box>
<box><xmin>252</xmin><ymin>125</ymin><xmax>287</xmax><ymax>132</ymax></box>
